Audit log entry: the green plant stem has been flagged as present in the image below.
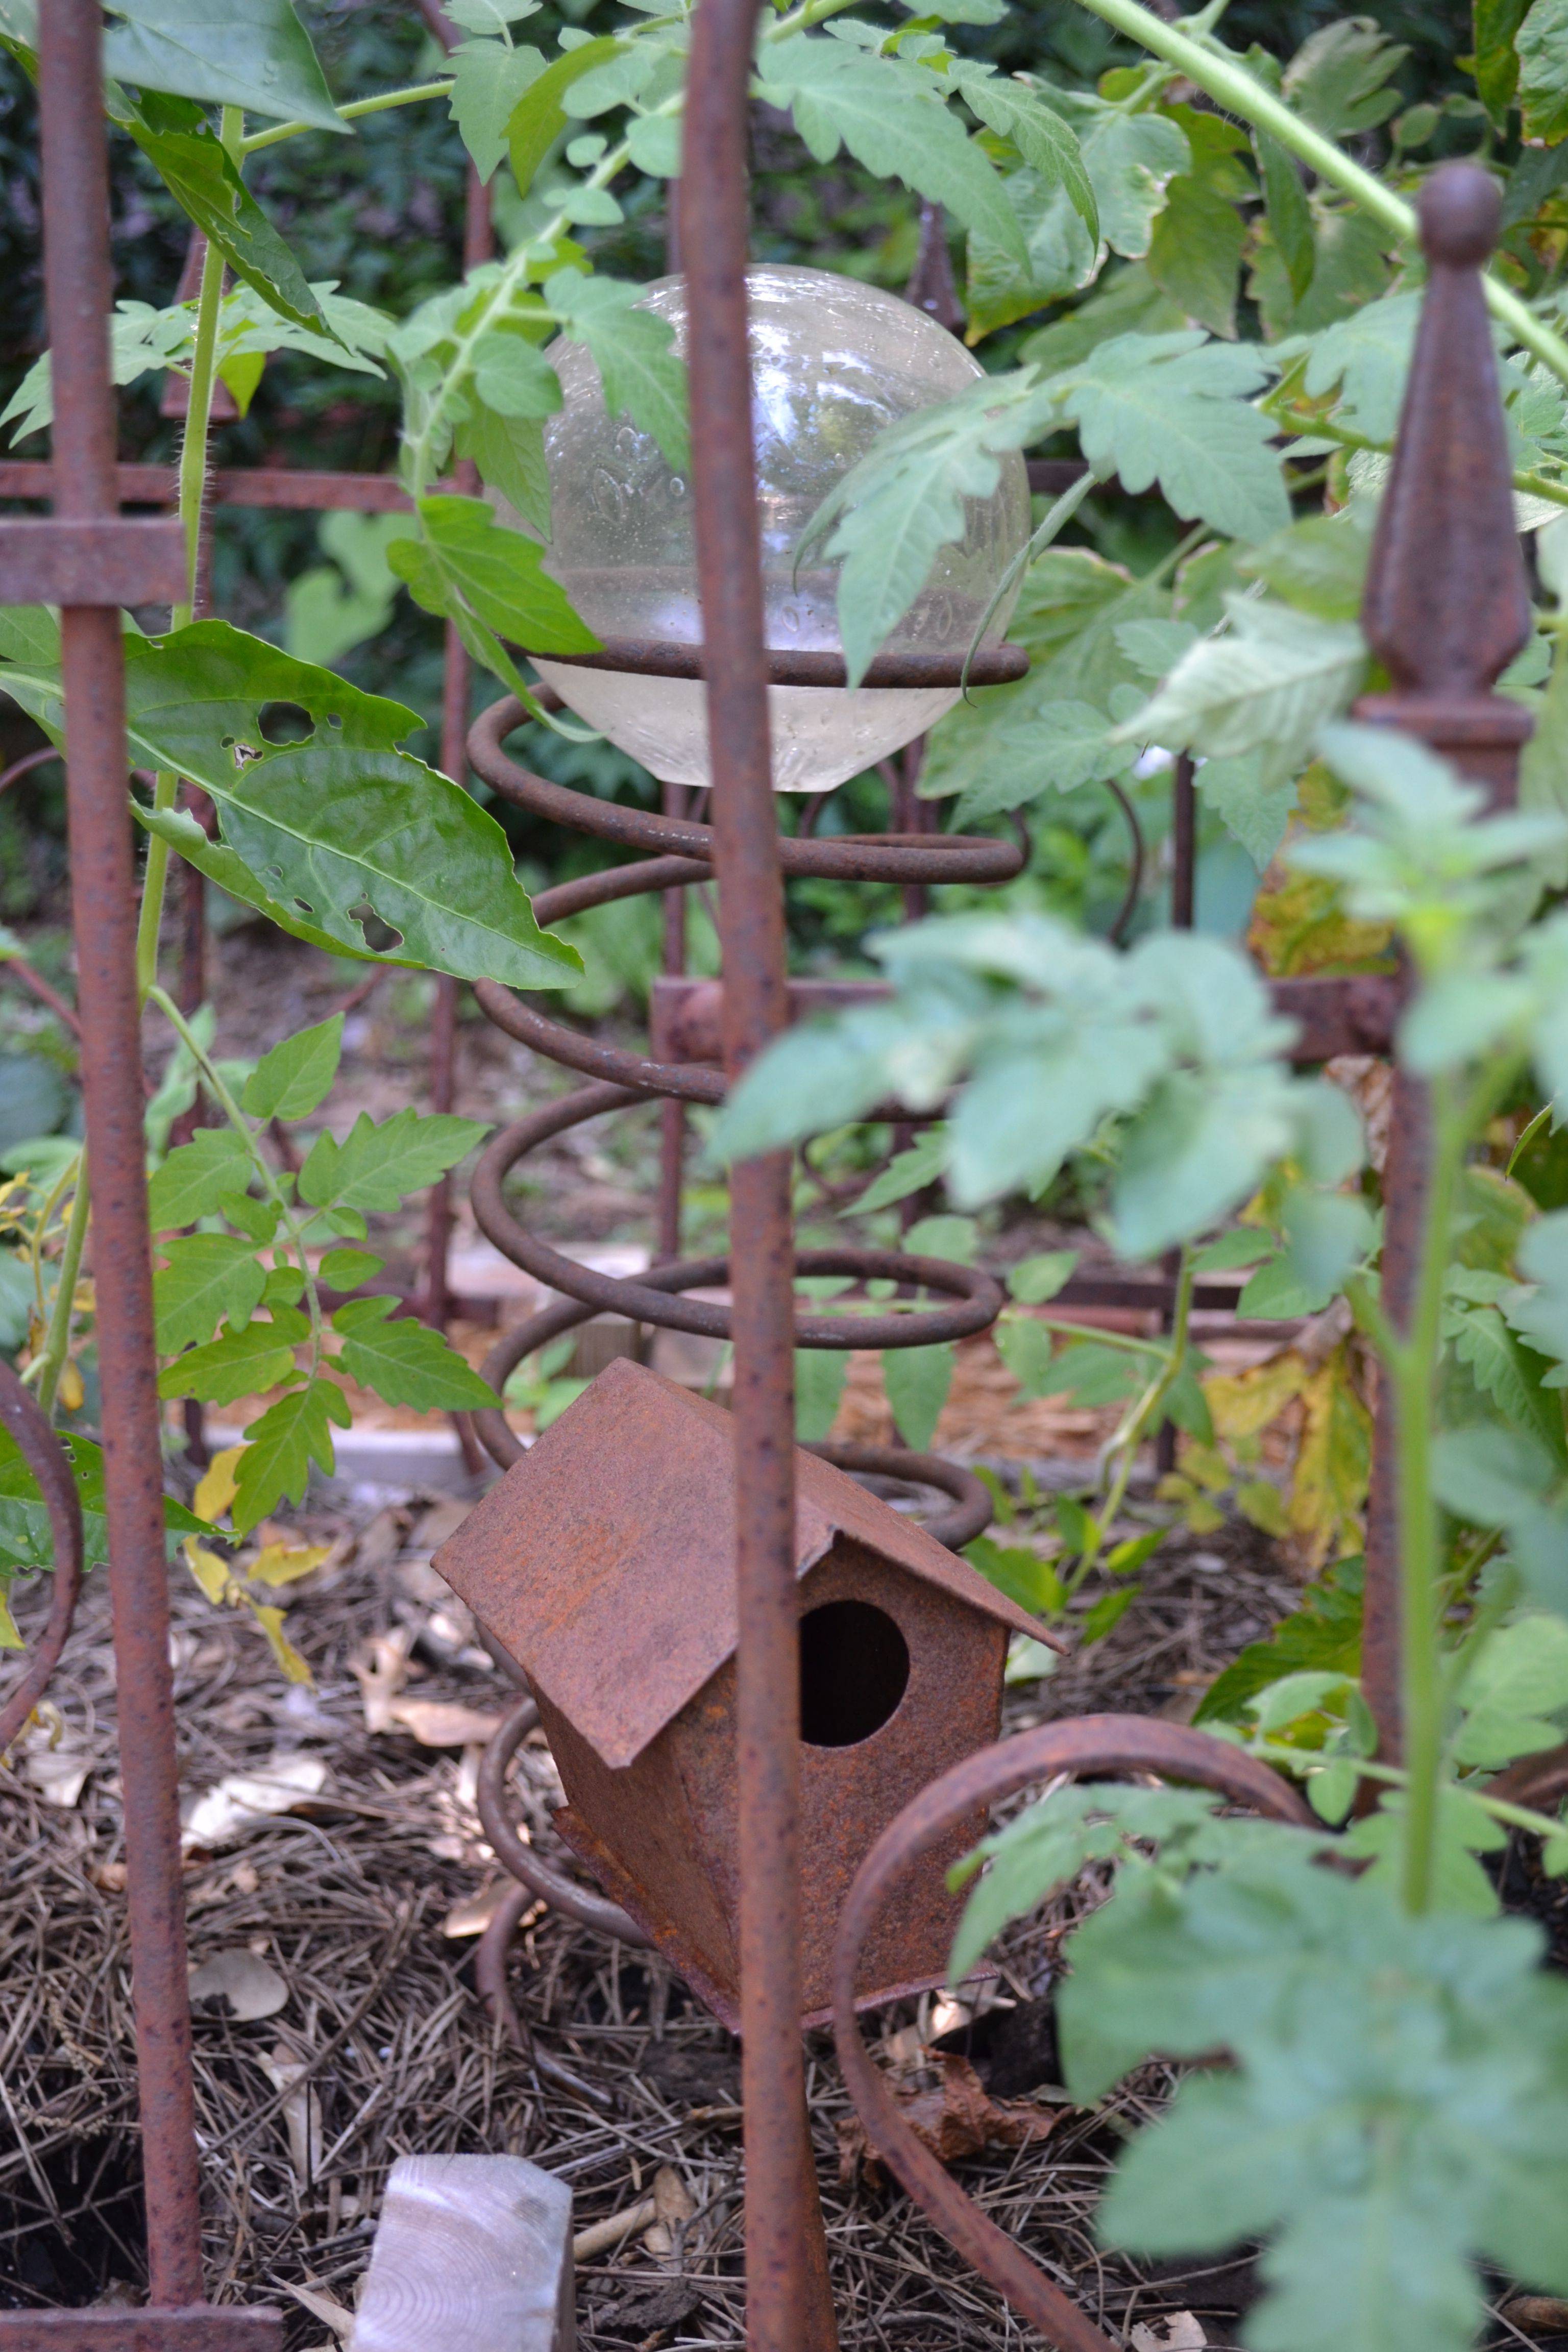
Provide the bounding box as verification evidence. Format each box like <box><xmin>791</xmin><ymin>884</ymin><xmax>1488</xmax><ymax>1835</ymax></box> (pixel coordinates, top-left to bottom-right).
<box><xmin>1067</xmin><ymin>0</ymin><xmax>1568</xmax><ymax>390</ymax></box>
<box><xmin>1101</xmin><ymin>1246</ymin><xmax>1195</xmax><ymax>1529</ymax></box>
<box><xmin>133</xmin><ymin>137</ymin><xmax>232</xmax><ymax>1004</ymax></box>
<box><xmin>1389</xmin><ymin>1077</ymin><xmax>1466</xmax><ymax>1914</ymax></box>
<box><xmin>1270</xmin><ymin>404</ymin><xmax>1568</xmax><ymax>513</ymax></box>
<box><xmin>32</xmin><ymin>1153</ymin><xmax>90</xmax><ymax>1421</ymax></box>
<box><xmin>1252</xmin><ymin>1735</ymin><xmax>1568</xmax><ymax>1851</ymax></box>
<box><xmin>239</xmin><ymin>78</ymin><xmax>456</xmax><ymax>155</ymax></box>
<box><xmin>962</xmin><ymin>467</ymin><xmax>1099</xmax><ymax>695</ymax></box>
<box><xmin>146</xmin><ymin>987</ymin><xmax>325</xmax><ymax>1374</ymax></box>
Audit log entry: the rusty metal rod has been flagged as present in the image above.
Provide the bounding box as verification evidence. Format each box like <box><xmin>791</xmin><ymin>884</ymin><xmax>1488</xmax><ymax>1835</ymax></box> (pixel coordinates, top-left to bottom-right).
<box><xmin>38</xmin><ymin>0</ymin><xmax>205</xmax><ymax>2304</ymax></box>
<box><xmin>684</xmin><ymin>0</ymin><xmax>837</xmax><ymax>2339</ymax></box>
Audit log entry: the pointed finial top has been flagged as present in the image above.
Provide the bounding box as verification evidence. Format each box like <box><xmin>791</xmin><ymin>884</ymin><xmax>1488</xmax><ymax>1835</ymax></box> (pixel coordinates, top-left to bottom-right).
<box><xmin>1418</xmin><ymin>162</ymin><xmax>1502</xmax><ymax>269</ymax></box>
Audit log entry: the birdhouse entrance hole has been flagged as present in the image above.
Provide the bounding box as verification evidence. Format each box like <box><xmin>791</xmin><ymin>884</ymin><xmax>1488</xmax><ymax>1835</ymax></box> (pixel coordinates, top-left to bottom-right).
<box><xmin>799</xmin><ymin>1599</ymin><xmax>910</xmax><ymax>1748</ymax></box>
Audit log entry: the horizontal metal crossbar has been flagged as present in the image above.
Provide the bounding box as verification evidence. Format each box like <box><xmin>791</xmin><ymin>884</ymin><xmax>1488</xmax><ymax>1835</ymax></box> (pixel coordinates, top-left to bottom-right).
<box><xmin>0</xmin><ymin>516</ymin><xmax>187</xmax><ymax>604</ymax></box>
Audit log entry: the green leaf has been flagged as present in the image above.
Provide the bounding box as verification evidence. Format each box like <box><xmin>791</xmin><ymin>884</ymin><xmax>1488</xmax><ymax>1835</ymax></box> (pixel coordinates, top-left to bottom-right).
<box><xmin>391</xmin><ymin>492</ymin><xmax>598</xmax><ymax>666</ymax></box>
<box><xmin>4</xmin><ymin>621</ymin><xmax>581</xmax><ymax>990</ymax></box>
<box><xmin>1195</xmin><ymin>1561</ymin><xmax>1362</xmax><ymax>1724</ymax></box>
<box><xmin>1282</xmin><ymin>17</ymin><xmax>1407</xmax><ymax>138</ymax></box>
<box><xmin>625</xmin><ymin>112</ymin><xmax>682</xmax><ymax>178</ymax></box>
<box><xmin>855</xmin><ymin>1127</ymin><xmax>946</xmax><ymax>1213</ymax></box>
<box><xmin>964</xmin><ymin>1533</ymin><xmax>1062</xmax><ymax>1620</ymax></box>
<box><xmin>757</xmin><ymin>35</ymin><xmax>1027</xmax><ymax>268</ymax></box>
<box><xmin>1454</xmin><ymin>1614</ymin><xmax>1568</xmax><ymax>1767</ymax></box>
<box><xmin>1081</xmin><ymin>1584</ymin><xmax>1137</xmax><ymax>1644</ymax></box>
<box><xmin>1117</xmin><ymin>598</ymin><xmax>1366</xmax><ymax>774</ymax></box>
<box><xmin>234</xmin><ymin>1379</ymin><xmax>349</xmax><ymax>1533</ymax></box>
<box><xmin>1198</xmin><ymin>752</ymin><xmax>1296</xmax><ymax>871</ymax></box>
<box><xmin>1055</xmin><ymin>332</ymin><xmax>1290</xmax><ymax>546</ymax></box>
<box><xmin>1517</xmin><ymin>0</ymin><xmax>1568</xmax><ymax>141</ymax></box>
<box><xmin>103</xmin><ymin>0</ymin><xmax>342</xmax><ymax>128</ymax></box>
<box><xmin>883</xmin><ymin>1341</ymin><xmax>953</xmax><ymax>1450</ymax></box>
<box><xmin>1146</xmin><ymin>175</ymin><xmax>1246</xmax><ymax>340</ymax></box>
<box><xmin>1040</xmin><ymin>89</ymin><xmax>1190</xmax><ymax>258</ymax></box>
<box><xmin>137</xmin><ymin>804</ymin><xmax>411</xmax><ymax>967</ymax></box>
<box><xmin>449</xmin><ymin>37</ymin><xmax>546</xmax><ymax>181</ymax></box>
<box><xmin>543</xmin><ymin>269</ymin><xmax>689</xmax><ymax>470</ymax></box>
<box><xmin>1475</xmin><ymin>0</ymin><xmax>1528</xmax><ymax>126</ymax></box>
<box><xmin>963</xmin><ymin>163</ymin><xmax>1097</xmax><ymax>342</ymax></box>
<box><xmin>1295</xmin><ymin>290</ymin><xmax>1419</xmax><ymax>443</ymax></box>
<box><xmin>795</xmin><ymin>1348</ymin><xmax>850</xmax><ymax>1442</ymax></box>
<box><xmin>445</xmin><ymin>0</ymin><xmax>542</xmax><ymax>31</ymax></box>
<box><xmin>116</xmin><ymin>93</ymin><xmax>326</xmax><ymax>332</ymax></box>
<box><xmin>949</xmin><ymin>62</ymin><xmax>1097</xmax><ymax>243</ymax></box>
<box><xmin>1237</xmin><ymin>514</ymin><xmax>1371</xmax><ymax>623</ymax></box>
<box><xmin>996</xmin><ymin>1313</ymin><xmax>1057</xmax><ymax>1397</ymax></box>
<box><xmin>0</xmin><ymin>1424</ymin><xmax>209</xmax><ymax>1574</ymax></box>
<box><xmin>147</xmin><ymin>1125</ymin><xmax>253</xmax><ymax>1229</ymax></box>
<box><xmin>154</xmin><ymin>1232</ymin><xmax>268</xmax><ymax>1353</ymax></box>
<box><xmin>1008</xmin><ymin>1249</ymin><xmax>1079</xmax><ymax>1304</ymax></box>
<box><xmin>299</xmin><ymin>1108</ymin><xmax>489</xmax><ymax>1216</ymax></box>
<box><xmin>471</xmin><ymin>329</ymin><xmax>562</xmax><ymax>421</ymax></box>
<box><xmin>158</xmin><ymin>1309</ymin><xmax>309</xmax><ymax>1407</ymax></box>
<box><xmin>332</xmin><ymin>1297</ymin><xmax>499</xmax><ymax>1410</ymax></box>
<box><xmin>455</xmin><ymin>401</ymin><xmax>552</xmax><ymax>538</ymax></box>
<box><xmin>1254</xmin><ymin>129</ymin><xmax>1315</xmax><ymax>302</ymax></box>
<box><xmin>242</xmin><ymin>1015</ymin><xmax>342</xmax><ymax>1122</ymax></box>
<box><xmin>318</xmin><ymin>1247</ymin><xmax>384</xmax><ymax>1287</ymax></box>
<box><xmin>1446</xmin><ymin>1299</ymin><xmax>1567</xmax><ymax>1466</ymax></box>
<box><xmin>507</xmin><ymin>36</ymin><xmax>626</xmax><ymax>195</ymax></box>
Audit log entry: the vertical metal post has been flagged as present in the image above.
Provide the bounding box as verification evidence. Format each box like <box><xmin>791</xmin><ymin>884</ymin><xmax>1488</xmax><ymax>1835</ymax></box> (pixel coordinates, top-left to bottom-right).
<box><xmin>1354</xmin><ymin>164</ymin><xmax>1533</xmax><ymax>1762</ymax></box>
<box><xmin>38</xmin><ymin>0</ymin><xmax>206</xmax><ymax>2304</ymax></box>
<box><xmin>684</xmin><ymin>2</ymin><xmax>838</xmax><ymax>2343</ymax></box>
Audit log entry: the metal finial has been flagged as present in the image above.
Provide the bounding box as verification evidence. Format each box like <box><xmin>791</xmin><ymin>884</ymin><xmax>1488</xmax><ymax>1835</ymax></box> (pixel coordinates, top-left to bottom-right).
<box><xmin>1359</xmin><ymin>161</ymin><xmax>1531</xmax><ymax>697</ymax></box>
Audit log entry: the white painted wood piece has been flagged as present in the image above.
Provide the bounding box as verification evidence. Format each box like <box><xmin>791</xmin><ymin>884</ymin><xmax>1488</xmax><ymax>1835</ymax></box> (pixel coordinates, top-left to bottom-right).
<box><xmin>354</xmin><ymin>2154</ymin><xmax>574</xmax><ymax>2352</ymax></box>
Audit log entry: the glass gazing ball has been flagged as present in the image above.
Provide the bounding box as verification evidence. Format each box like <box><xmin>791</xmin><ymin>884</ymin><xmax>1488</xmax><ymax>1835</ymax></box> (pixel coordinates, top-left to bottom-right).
<box><xmin>524</xmin><ymin>264</ymin><xmax>1031</xmax><ymax>793</ymax></box>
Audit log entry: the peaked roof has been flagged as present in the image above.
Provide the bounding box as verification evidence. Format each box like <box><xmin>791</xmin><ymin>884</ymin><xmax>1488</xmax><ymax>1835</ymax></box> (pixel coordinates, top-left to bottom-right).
<box><xmin>432</xmin><ymin>1356</ymin><xmax>1045</xmax><ymax>1770</ymax></box>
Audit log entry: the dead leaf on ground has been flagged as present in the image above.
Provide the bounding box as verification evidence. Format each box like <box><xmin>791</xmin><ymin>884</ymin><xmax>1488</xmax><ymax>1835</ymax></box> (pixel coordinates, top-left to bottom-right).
<box><xmin>836</xmin><ymin>2054</ymin><xmax>1062</xmax><ymax>2186</ymax></box>
<box><xmin>1131</xmin><ymin>2315</ymin><xmax>1207</xmax><ymax>2352</ymax></box>
<box><xmin>385</xmin><ymin>1697</ymin><xmax>502</xmax><ymax>1748</ymax></box>
<box><xmin>643</xmin><ymin>2162</ymin><xmax>698</xmax><ymax>2263</ymax></box>
<box><xmin>442</xmin><ymin>1882</ymin><xmax>541</xmax><ymax>1939</ymax></box>
<box><xmin>188</xmin><ymin>1949</ymin><xmax>289</xmax><ymax>2022</ymax></box>
<box><xmin>285</xmin><ymin>2281</ymin><xmax>354</xmax><ymax>2342</ymax></box>
<box><xmin>180</xmin><ymin>1753</ymin><xmax>328</xmax><ymax>1850</ymax></box>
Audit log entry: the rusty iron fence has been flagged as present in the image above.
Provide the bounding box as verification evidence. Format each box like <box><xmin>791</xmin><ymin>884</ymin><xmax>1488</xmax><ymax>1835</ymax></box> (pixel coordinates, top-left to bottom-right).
<box><xmin>1</xmin><ymin>3</ymin><xmax>1562</xmax><ymax>2348</ymax></box>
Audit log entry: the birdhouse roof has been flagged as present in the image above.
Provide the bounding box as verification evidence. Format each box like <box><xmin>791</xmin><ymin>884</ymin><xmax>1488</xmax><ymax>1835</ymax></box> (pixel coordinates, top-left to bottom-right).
<box><xmin>433</xmin><ymin>1356</ymin><xmax>1047</xmax><ymax>1770</ymax></box>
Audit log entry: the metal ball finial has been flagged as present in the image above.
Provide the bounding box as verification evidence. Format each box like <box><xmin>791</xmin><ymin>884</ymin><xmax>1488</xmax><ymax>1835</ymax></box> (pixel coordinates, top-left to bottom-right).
<box><xmin>1418</xmin><ymin>161</ymin><xmax>1502</xmax><ymax>268</ymax></box>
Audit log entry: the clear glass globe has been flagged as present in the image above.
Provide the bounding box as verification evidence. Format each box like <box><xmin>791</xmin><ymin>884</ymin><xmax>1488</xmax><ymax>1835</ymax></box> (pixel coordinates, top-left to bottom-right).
<box><xmin>522</xmin><ymin>264</ymin><xmax>1031</xmax><ymax>794</ymax></box>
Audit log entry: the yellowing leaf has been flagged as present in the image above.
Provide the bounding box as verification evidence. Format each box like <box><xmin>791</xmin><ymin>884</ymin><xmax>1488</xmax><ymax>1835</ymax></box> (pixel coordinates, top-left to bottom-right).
<box><xmin>193</xmin><ymin>1443</ymin><xmax>245</xmax><ymax>1526</ymax></box>
<box><xmin>1291</xmin><ymin>1344</ymin><xmax>1371</xmax><ymax>1566</ymax></box>
<box><xmin>252</xmin><ymin>1603</ymin><xmax>312</xmax><ymax>1685</ymax></box>
<box><xmin>1204</xmin><ymin>1349</ymin><xmax>1310</xmax><ymax>1443</ymax></box>
<box><xmin>56</xmin><ymin>1359</ymin><xmax>83</xmax><ymax>1412</ymax></box>
<box><xmin>0</xmin><ymin>1585</ymin><xmax>21</xmax><ymax>1650</ymax></box>
<box><xmin>247</xmin><ymin>1541</ymin><xmax>332</xmax><ymax>1588</ymax></box>
<box><xmin>183</xmin><ymin>1536</ymin><xmax>234</xmax><ymax>1606</ymax></box>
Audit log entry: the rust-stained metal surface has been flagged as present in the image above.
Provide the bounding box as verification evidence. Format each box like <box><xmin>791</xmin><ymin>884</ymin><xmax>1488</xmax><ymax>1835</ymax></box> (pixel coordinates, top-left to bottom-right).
<box><xmin>28</xmin><ymin>0</ymin><xmax>208</xmax><ymax>2310</ymax></box>
<box><xmin>0</xmin><ymin>1360</ymin><xmax>83</xmax><ymax>1754</ymax></box>
<box><xmin>1353</xmin><ymin>164</ymin><xmax>1535</xmax><ymax>1767</ymax></box>
<box><xmin>0</xmin><ymin>516</ymin><xmax>186</xmax><ymax>604</ymax></box>
<box><xmin>0</xmin><ymin>2319</ymin><xmax>282</xmax><ymax>2352</ymax></box>
<box><xmin>831</xmin><ymin>1720</ymin><xmax>1314</xmax><ymax>2352</ymax></box>
<box><xmin>434</xmin><ymin>1357</ymin><xmax>1051</xmax><ymax>1774</ymax></box>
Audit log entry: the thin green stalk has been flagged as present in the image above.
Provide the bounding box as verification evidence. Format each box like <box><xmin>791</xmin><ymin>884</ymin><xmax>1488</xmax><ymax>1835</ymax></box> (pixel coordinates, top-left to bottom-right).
<box><xmin>239</xmin><ymin>78</ymin><xmax>455</xmax><ymax>155</ymax></box>
<box><xmin>134</xmin><ymin>134</ymin><xmax>232</xmax><ymax>1002</ymax></box>
<box><xmin>34</xmin><ymin>1153</ymin><xmax>90</xmax><ymax>1421</ymax></box>
<box><xmin>1390</xmin><ymin>1078</ymin><xmax>1466</xmax><ymax>1913</ymax></box>
<box><xmin>146</xmin><ymin>987</ymin><xmax>325</xmax><ymax>1373</ymax></box>
<box><xmin>1271</xmin><ymin>403</ymin><xmax>1568</xmax><ymax>513</ymax></box>
<box><xmin>1067</xmin><ymin>0</ymin><xmax>1568</xmax><ymax>390</ymax></box>
<box><xmin>1252</xmin><ymin>1735</ymin><xmax>1568</xmax><ymax>1852</ymax></box>
<box><xmin>1098</xmin><ymin>1245</ymin><xmax>1196</xmax><ymax>1535</ymax></box>
<box><xmin>962</xmin><ymin>466</ymin><xmax>1099</xmax><ymax>695</ymax></box>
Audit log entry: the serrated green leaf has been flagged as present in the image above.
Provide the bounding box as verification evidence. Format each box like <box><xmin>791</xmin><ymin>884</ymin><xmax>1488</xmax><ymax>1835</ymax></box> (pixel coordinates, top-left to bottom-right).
<box><xmin>1454</xmin><ymin>1614</ymin><xmax>1568</xmax><ymax>1767</ymax></box>
<box><xmin>0</xmin><ymin>1424</ymin><xmax>210</xmax><ymax>1575</ymax></box>
<box><xmin>1282</xmin><ymin>17</ymin><xmax>1407</xmax><ymax>139</ymax></box>
<box><xmin>1255</xmin><ymin>129</ymin><xmax>1315</xmax><ymax>302</ymax></box>
<box><xmin>950</xmin><ymin>63</ymin><xmax>1096</xmax><ymax>241</ymax></box>
<box><xmin>233</xmin><ymin>1379</ymin><xmax>349</xmax><ymax>1532</ymax></box>
<box><xmin>1476</xmin><ymin>0</ymin><xmax>1529</xmax><ymax>126</ymax></box>
<box><xmin>332</xmin><ymin>1296</ymin><xmax>499</xmax><ymax>1410</ymax></box>
<box><xmin>757</xmin><ymin>35</ymin><xmax>1027</xmax><ymax>268</ymax></box>
<box><xmin>1296</xmin><ymin>289</ymin><xmax>1419</xmax><ymax>442</ymax></box>
<box><xmin>445</xmin><ymin>0</ymin><xmax>542</xmax><ymax>31</ymax></box>
<box><xmin>1041</xmin><ymin>89</ymin><xmax>1190</xmax><ymax>258</ymax></box>
<box><xmin>855</xmin><ymin>1128</ymin><xmax>946</xmax><ymax>1213</ymax></box>
<box><xmin>470</xmin><ymin>329</ymin><xmax>562</xmax><ymax>420</ymax></box>
<box><xmin>455</xmin><ymin>400</ymin><xmax>552</xmax><ymax>538</ymax></box>
<box><xmin>318</xmin><ymin>1247</ymin><xmax>384</xmax><ymax>1287</ymax></box>
<box><xmin>154</xmin><ymin>1232</ymin><xmax>268</xmax><ymax>1353</ymax></box>
<box><xmin>147</xmin><ymin>1125</ymin><xmax>253</xmax><ymax>1230</ymax></box>
<box><xmin>883</xmin><ymin>1341</ymin><xmax>953</xmax><ymax>1450</ymax></box>
<box><xmin>392</xmin><ymin>493</ymin><xmax>598</xmax><ymax>667</ymax></box>
<box><xmin>5</xmin><ymin>621</ymin><xmax>581</xmax><ymax>989</ymax></box>
<box><xmin>158</xmin><ymin>1309</ymin><xmax>309</xmax><ymax>1407</ymax></box>
<box><xmin>242</xmin><ymin>1015</ymin><xmax>342</xmax><ymax>1123</ymax></box>
<box><xmin>1118</xmin><ymin>598</ymin><xmax>1366</xmax><ymax>771</ymax></box>
<box><xmin>117</xmin><ymin>93</ymin><xmax>326</xmax><ymax>332</ymax></box>
<box><xmin>963</xmin><ymin>1533</ymin><xmax>1062</xmax><ymax>1621</ymax></box>
<box><xmin>1056</xmin><ymin>332</ymin><xmax>1290</xmax><ymax>546</ymax></box>
<box><xmin>299</xmin><ymin>1109</ymin><xmax>489</xmax><ymax>1216</ymax></box>
<box><xmin>542</xmin><ymin>268</ymin><xmax>689</xmax><ymax>470</ymax></box>
<box><xmin>996</xmin><ymin>1313</ymin><xmax>1057</xmax><ymax>1396</ymax></box>
<box><xmin>1146</xmin><ymin>174</ymin><xmax>1246</xmax><ymax>340</ymax></box>
<box><xmin>449</xmin><ymin>37</ymin><xmax>546</xmax><ymax>181</ymax></box>
<box><xmin>1008</xmin><ymin>1249</ymin><xmax>1079</xmax><ymax>1304</ymax></box>
<box><xmin>1518</xmin><ymin>0</ymin><xmax>1568</xmax><ymax>141</ymax></box>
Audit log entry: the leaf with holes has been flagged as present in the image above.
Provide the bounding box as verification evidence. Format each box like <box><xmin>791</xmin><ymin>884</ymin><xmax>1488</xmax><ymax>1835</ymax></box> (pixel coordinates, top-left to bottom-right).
<box><xmin>153</xmin><ymin>1233</ymin><xmax>268</xmax><ymax>1354</ymax></box>
<box><xmin>331</xmin><ymin>1297</ymin><xmax>499</xmax><ymax>1410</ymax></box>
<box><xmin>135</xmin><ymin>804</ymin><xmax>413</xmax><ymax>967</ymax></box>
<box><xmin>113</xmin><ymin>92</ymin><xmax>327</xmax><ymax>332</ymax></box>
<box><xmin>103</xmin><ymin>0</ymin><xmax>342</xmax><ymax>127</ymax></box>
<box><xmin>1</xmin><ymin>621</ymin><xmax>582</xmax><ymax>989</ymax></box>
<box><xmin>299</xmin><ymin>1109</ymin><xmax>489</xmax><ymax>1217</ymax></box>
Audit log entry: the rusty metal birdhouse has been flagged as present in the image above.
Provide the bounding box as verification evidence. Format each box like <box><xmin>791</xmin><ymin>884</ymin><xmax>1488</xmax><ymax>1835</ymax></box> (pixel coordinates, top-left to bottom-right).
<box><xmin>433</xmin><ymin>1357</ymin><xmax>1049</xmax><ymax>2026</ymax></box>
